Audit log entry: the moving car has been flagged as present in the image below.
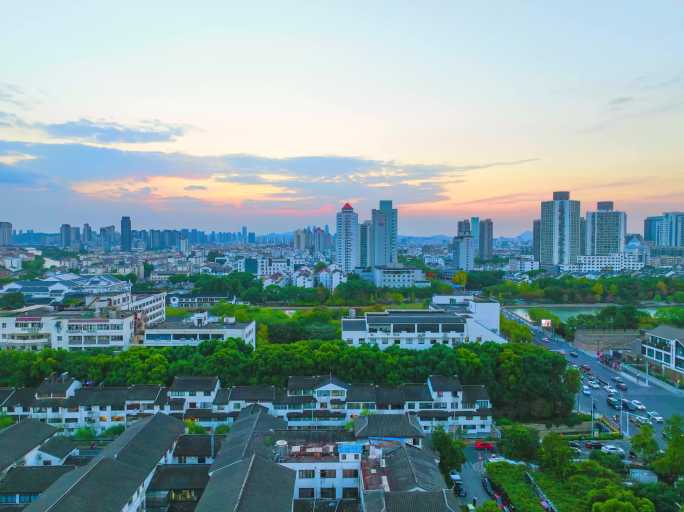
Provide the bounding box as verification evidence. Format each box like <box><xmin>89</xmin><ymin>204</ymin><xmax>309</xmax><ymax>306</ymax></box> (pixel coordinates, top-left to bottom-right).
<box><xmin>647</xmin><ymin>411</ymin><xmax>664</xmax><ymax>423</ymax></box>
<box><xmin>588</xmin><ymin>380</ymin><xmax>600</xmax><ymax>389</ymax></box>
<box><xmin>631</xmin><ymin>400</ymin><xmax>646</xmax><ymax>411</ymax></box>
<box><xmin>584</xmin><ymin>440</ymin><xmax>603</xmax><ymax>449</ymax></box>
<box><xmin>631</xmin><ymin>415</ymin><xmax>651</xmax><ymax>426</ymax></box>
<box><xmin>582</xmin><ymin>385</ymin><xmax>591</xmax><ymax>396</ymax></box>
<box><xmin>570</xmin><ymin>351</ymin><xmax>579</xmax><ymax>358</ymax></box>
<box><xmin>607</xmin><ymin>396</ymin><xmax>621</xmax><ymax>409</ymax></box>
<box><xmin>475</xmin><ymin>440</ymin><xmax>495</xmax><ymax>451</ymax></box>
<box><xmin>617</xmin><ymin>382</ymin><xmax>628</xmax><ymax>392</ymax></box>
<box><xmin>622</xmin><ymin>399</ymin><xmax>634</xmax><ymax>411</ymax></box>
<box><xmin>604</xmin><ymin>385</ymin><xmax>617</xmax><ymax>394</ymax></box>
<box><xmin>569</xmin><ymin>441</ymin><xmax>582</xmax><ymax>449</ymax></box>
<box><xmin>611</xmin><ymin>376</ymin><xmax>623</xmax><ymax>383</ymax></box>
<box><xmin>601</xmin><ymin>445</ymin><xmax>625</xmax><ymax>456</ymax></box>
<box><xmin>580</xmin><ymin>364</ymin><xmax>592</xmax><ymax>373</ymax></box>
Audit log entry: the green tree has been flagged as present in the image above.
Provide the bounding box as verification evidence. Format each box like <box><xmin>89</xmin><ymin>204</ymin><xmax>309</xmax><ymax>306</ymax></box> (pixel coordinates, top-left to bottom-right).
<box><xmin>630</xmin><ymin>424</ymin><xmax>659</xmax><ymax>463</ymax></box>
<box><xmin>73</xmin><ymin>427</ymin><xmax>97</xmax><ymax>441</ymax></box>
<box><xmin>215</xmin><ymin>424</ymin><xmax>230</xmax><ymax>435</ymax></box>
<box><xmin>431</xmin><ymin>427</ymin><xmax>465</xmax><ymax>481</ymax></box>
<box><xmin>589</xmin><ymin>450</ymin><xmax>626</xmax><ymax>474</ymax></box>
<box><xmin>499</xmin><ymin>424</ymin><xmax>539</xmax><ymax>461</ymax></box>
<box><xmin>99</xmin><ymin>425</ymin><xmax>125</xmax><ymax>438</ymax></box>
<box><xmin>0</xmin><ymin>292</ymin><xmax>24</xmax><ymax>310</ymax></box>
<box><xmin>476</xmin><ymin>502</ymin><xmax>500</xmax><ymax>512</ymax></box>
<box><xmin>652</xmin><ymin>414</ymin><xmax>684</xmax><ymax>483</ymax></box>
<box><xmin>184</xmin><ymin>420</ymin><xmax>207</xmax><ymax>434</ymax></box>
<box><xmin>0</xmin><ymin>414</ymin><xmax>14</xmax><ymax>429</ymax></box>
<box><xmin>540</xmin><ymin>433</ymin><xmax>572</xmax><ymax>479</ymax></box>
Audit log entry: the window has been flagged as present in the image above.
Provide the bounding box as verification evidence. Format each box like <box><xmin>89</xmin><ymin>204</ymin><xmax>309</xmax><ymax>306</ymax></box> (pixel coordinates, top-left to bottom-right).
<box><xmin>342</xmin><ymin>469</ymin><xmax>358</xmax><ymax>478</ymax></box>
<box><xmin>298</xmin><ymin>488</ymin><xmax>315</xmax><ymax>499</ymax></box>
<box><xmin>343</xmin><ymin>487</ymin><xmax>359</xmax><ymax>499</ymax></box>
<box><xmin>197</xmin><ymin>457</ymin><xmax>206</xmax><ymax>464</ymax></box>
<box><xmin>320</xmin><ymin>469</ymin><xmax>336</xmax><ymax>478</ymax></box>
<box><xmin>298</xmin><ymin>469</ymin><xmax>315</xmax><ymax>479</ymax></box>
<box><xmin>320</xmin><ymin>488</ymin><xmax>336</xmax><ymax>499</ymax></box>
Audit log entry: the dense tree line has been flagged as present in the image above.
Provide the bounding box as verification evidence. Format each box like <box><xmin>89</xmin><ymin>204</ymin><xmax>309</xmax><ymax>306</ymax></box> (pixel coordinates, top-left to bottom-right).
<box><xmin>526</xmin><ymin>305</ymin><xmax>684</xmax><ymax>340</ymax></box>
<box><xmin>0</xmin><ymin>341</ymin><xmax>578</xmax><ymax>422</ymax></box>
<box><xmin>168</xmin><ymin>273</ymin><xmax>452</xmax><ymax>307</ymax></box>
<box><xmin>483</xmin><ymin>275</ymin><xmax>684</xmax><ymax>305</ymax></box>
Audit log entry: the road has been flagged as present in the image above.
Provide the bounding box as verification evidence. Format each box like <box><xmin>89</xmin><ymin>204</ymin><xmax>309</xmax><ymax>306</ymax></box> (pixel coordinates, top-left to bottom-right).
<box><xmin>503</xmin><ymin>309</ymin><xmax>684</xmax><ymax>447</ymax></box>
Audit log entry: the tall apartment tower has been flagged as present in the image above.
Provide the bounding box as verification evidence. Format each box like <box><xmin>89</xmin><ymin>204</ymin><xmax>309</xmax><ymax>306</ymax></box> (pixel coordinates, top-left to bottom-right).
<box><xmin>532</xmin><ymin>219</ymin><xmax>541</xmax><ymax>262</ymax></box>
<box><xmin>335</xmin><ymin>203</ymin><xmax>359</xmax><ymax>273</ymax></box>
<box><xmin>470</xmin><ymin>217</ymin><xmax>480</xmax><ymax>257</ymax></box>
<box><xmin>60</xmin><ymin>224</ymin><xmax>72</xmax><ymax>249</ymax></box>
<box><xmin>452</xmin><ymin>234</ymin><xmax>475</xmax><ymax>271</ymax></box>
<box><xmin>457</xmin><ymin>219</ymin><xmax>471</xmax><ymax>236</ymax></box>
<box><xmin>478</xmin><ymin>219</ymin><xmax>494</xmax><ymax>260</ymax></box>
<box><xmin>662</xmin><ymin>212</ymin><xmax>684</xmax><ymax>247</ymax></box>
<box><xmin>540</xmin><ymin>191</ymin><xmax>581</xmax><ymax>269</ymax></box>
<box><xmin>643</xmin><ymin>216</ymin><xmax>664</xmax><ymax>245</ymax></box>
<box><xmin>371</xmin><ymin>200</ymin><xmax>398</xmax><ymax>266</ymax></box>
<box><xmin>82</xmin><ymin>223</ymin><xmax>93</xmax><ymax>244</ymax></box>
<box><xmin>585</xmin><ymin>201</ymin><xmax>626</xmax><ymax>256</ymax></box>
<box><xmin>359</xmin><ymin>220</ymin><xmax>373</xmax><ymax>268</ymax></box>
<box><xmin>0</xmin><ymin>222</ymin><xmax>11</xmax><ymax>246</ymax></box>
<box><xmin>121</xmin><ymin>216</ymin><xmax>132</xmax><ymax>251</ymax></box>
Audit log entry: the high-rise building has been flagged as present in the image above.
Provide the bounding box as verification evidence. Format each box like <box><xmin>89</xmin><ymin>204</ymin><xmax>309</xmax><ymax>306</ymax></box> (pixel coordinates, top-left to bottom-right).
<box><xmin>470</xmin><ymin>217</ymin><xmax>480</xmax><ymax>257</ymax></box>
<box><xmin>60</xmin><ymin>224</ymin><xmax>71</xmax><ymax>249</ymax></box>
<box><xmin>662</xmin><ymin>212</ymin><xmax>684</xmax><ymax>247</ymax></box>
<box><xmin>293</xmin><ymin>229</ymin><xmax>308</xmax><ymax>251</ymax></box>
<box><xmin>335</xmin><ymin>203</ymin><xmax>359</xmax><ymax>273</ymax></box>
<box><xmin>70</xmin><ymin>226</ymin><xmax>81</xmax><ymax>248</ymax></box>
<box><xmin>100</xmin><ymin>225</ymin><xmax>116</xmax><ymax>252</ymax></box>
<box><xmin>82</xmin><ymin>223</ymin><xmax>92</xmax><ymax>244</ymax></box>
<box><xmin>241</xmin><ymin>226</ymin><xmax>248</xmax><ymax>243</ymax></box>
<box><xmin>359</xmin><ymin>220</ymin><xmax>373</xmax><ymax>268</ymax></box>
<box><xmin>0</xmin><ymin>222</ymin><xmax>11</xmax><ymax>246</ymax></box>
<box><xmin>121</xmin><ymin>216</ymin><xmax>132</xmax><ymax>251</ymax></box>
<box><xmin>457</xmin><ymin>219</ymin><xmax>471</xmax><ymax>236</ymax></box>
<box><xmin>585</xmin><ymin>201</ymin><xmax>626</xmax><ymax>256</ymax></box>
<box><xmin>532</xmin><ymin>219</ymin><xmax>541</xmax><ymax>262</ymax></box>
<box><xmin>248</xmin><ymin>232</ymin><xmax>256</xmax><ymax>244</ymax></box>
<box><xmin>452</xmin><ymin>234</ymin><xmax>475</xmax><ymax>271</ymax></box>
<box><xmin>478</xmin><ymin>219</ymin><xmax>494</xmax><ymax>260</ymax></box>
<box><xmin>579</xmin><ymin>217</ymin><xmax>587</xmax><ymax>256</ymax></box>
<box><xmin>540</xmin><ymin>191</ymin><xmax>581</xmax><ymax>269</ymax></box>
<box><xmin>644</xmin><ymin>216</ymin><xmax>664</xmax><ymax>245</ymax></box>
<box><xmin>371</xmin><ymin>200</ymin><xmax>398</xmax><ymax>266</ymax></box>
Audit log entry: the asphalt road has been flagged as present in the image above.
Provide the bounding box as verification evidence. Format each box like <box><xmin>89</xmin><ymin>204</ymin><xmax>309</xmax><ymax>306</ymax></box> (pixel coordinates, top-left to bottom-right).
<box><xmin>502</xmin><ymin>309</ymin><xmax>684</xmax><ymax>447</ymax></box>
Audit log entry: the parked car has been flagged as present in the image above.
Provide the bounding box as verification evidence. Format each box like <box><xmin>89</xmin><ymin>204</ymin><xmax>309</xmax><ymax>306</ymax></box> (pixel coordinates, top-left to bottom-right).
<box><xmin>622</xmin><ymin>399</ymin><xmax>634</xmax><ymax>411</ymax></box>
<box><xmin>631</xmin><ymin>400</ymin><xmax>646</xmax><ymax>411</ymax></box>
<box><xmin>481</xmin><ymin>477</ymin><xmax>494</xmax><ymax>497</ymax></box>
<box><xmin>585</xmin><ymin>440</ymin><xmax>603</xmax><ymax>449</ymax></box>
<box><xmin>647</xmin><ymin>411</ymin><xmax>664</xmax><ymax>423</ymax></box>
<box><xmin>475</xmin><ymin>440</ymin><xmax>495</xmax><ymax>451</ymax></box>
<box><xmin>582</xmin><ymin>385</ymin><xmax>591</xmax><ymax>396</ymax></box>
<box><xmin>604</xmin><ymin>385</ymin><xmax>617</xmax><ymax>394</ymax></box>
<box><xmin>569</xmin><ymin>441</ymin><xmax>582</xmax><ymax>449</ymax></box>
<box><xmin>632</xmin><ymin>415</ymin><xmax>651</xmax><ymax>426</ymax></box>
<box><xmin>588</xmin><ymin>380</ymin><xmax>600</xmax><ymax>389</ymax></box>
<box><xmin>601</xmin><ymin>445</ymin><xmax>625</xmax><ymax>457</ymax></box>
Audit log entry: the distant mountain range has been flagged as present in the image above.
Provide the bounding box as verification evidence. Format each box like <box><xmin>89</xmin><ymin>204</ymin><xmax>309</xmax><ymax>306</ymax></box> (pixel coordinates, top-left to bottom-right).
<box><xmin>398</xmin><ymin>230</ymin><xmax>532</xmax><ymax>245</ymax></box>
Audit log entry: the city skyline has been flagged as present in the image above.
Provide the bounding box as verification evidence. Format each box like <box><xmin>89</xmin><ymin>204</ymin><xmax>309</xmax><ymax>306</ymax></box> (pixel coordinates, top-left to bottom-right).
<box><xmin>2</xmin><ymin>3</ymin><xmax>683</xmax><ymax>235</ymax></box>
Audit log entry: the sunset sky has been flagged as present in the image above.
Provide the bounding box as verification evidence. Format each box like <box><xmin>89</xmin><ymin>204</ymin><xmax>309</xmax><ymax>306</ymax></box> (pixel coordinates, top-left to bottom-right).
<box><xmin>1</xmin><ymin>2</ymin><xmax>683</xmax><ymax>236</ymax></box>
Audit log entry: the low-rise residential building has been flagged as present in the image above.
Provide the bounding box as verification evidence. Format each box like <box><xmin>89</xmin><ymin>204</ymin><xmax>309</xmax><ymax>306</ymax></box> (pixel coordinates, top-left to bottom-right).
<box><xmin>641</xmin><ymin>325</ymin><xmax>684</xmax><ymax>377</ymax></box>
<box><xmin>561</xmin><ymin>253</ymin><xmax>645</xmax><ymax>273</ymax></box>
<box><xmin>370</xmin><ymin>266</ymin><xmax>429</xmax><ymax>288</ymax></box>
<box><xmin>341</xmin><ymin>306</ymin><xmax>506</xmax><ymax>351</ymax></box>
<box><xmin>0</xmin><ymin>420</ymin><xmax>60</xmax><ymax>478</ymax></box>
<box><xmin>0</xmin><ymin>308</ymin><xmax>136</xmax><ymax>351</ymax></box>
<box><xmin>1</xmin><ymin>274</ymin><xmax>131</xmax><ymax>304</ymax></box>
<box><xmin>143</xmin><ymin>312</ymin><xmax>256</xmax><ymax>348</ymax></box>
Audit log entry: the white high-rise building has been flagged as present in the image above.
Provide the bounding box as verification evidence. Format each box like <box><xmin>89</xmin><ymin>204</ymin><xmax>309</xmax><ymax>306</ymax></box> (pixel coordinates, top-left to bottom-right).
<box><xmin>371</xmin><ymin>200</ymin><xmax>398</xmax><ymax>266</ymax></box>
<box><xmin>662</xmin><ymin>212</ymin><xmax>684</xmax><ymax>247</ymax></box>
<box><xmin>335</xmin><ymin>203</ymin><xmax>359</xmax><ymax>273</ymax></box>
<box><xmin>585</xmin><ymin>201</ymin><xmax>626</xmax><ymax>256</ymax></box>
<box><xmin>452</xmin><ymin>234</ymin><xmax>475</xmax><ymax>271</ymax></box>
<box><xmin>540</xmin><ymin>191</ymin><xmax>581</xmax><ymax>269</ymax></box>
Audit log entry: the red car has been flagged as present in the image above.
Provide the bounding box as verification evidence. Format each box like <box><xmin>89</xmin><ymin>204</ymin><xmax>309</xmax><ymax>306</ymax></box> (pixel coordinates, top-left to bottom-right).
<box><xmin>475</xmin><ymin>440</ymin><xmax>495</xmax><ymax>450</ymax></box>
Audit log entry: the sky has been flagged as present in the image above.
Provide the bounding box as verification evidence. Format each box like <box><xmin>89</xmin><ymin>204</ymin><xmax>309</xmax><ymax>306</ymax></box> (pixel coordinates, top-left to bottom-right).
<box><xmin>1</xmin><ymin>2</ymin><xmax>683</xmax><ymax>236</ymax></box>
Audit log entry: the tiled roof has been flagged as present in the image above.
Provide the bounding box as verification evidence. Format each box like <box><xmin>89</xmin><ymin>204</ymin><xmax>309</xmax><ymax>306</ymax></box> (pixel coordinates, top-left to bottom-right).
<box><xmin>170</xmin><ymin>376</ymin><xmax>219</xmax><ymax>392</ymax></box>
<box><xmin>0</xmin><ymin>419</ymin><xmax>58</xmax><ymax>473</ymax></box>
<box><xmin>353</xmin><ymin>414</ymin><xmax>423</xmax><ymax>439</ymax></box>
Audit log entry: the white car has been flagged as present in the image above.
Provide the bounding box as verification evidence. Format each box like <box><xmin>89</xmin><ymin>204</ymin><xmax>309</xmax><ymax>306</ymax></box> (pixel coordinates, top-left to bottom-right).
<box><xmin>604</xmin><ymin>385</ymin><xmax>617</xmax><ymax>394</ymax></box>
<box><xmin>647</xmin><ymin>411</ymin><xmax>664</xmax><ymax>423</ymax></box>
<box><xmin>582</xmin><ymin>385</ymin><xmax>591</xmax><ymax>396</ymax></box>
<box><xmin>631</xmin><ymin>400</ymin><xmax>646</xmax><ymax>411</ymax></box>
<box><xmin>601</xmin><ymin>445</ymin><xmax>625</xmax><ymax>456</ymax></box>
<box><xmin>588</xmin><ymin>381</ymin><xmax>600</xmax><ymax>389</ymax></box>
